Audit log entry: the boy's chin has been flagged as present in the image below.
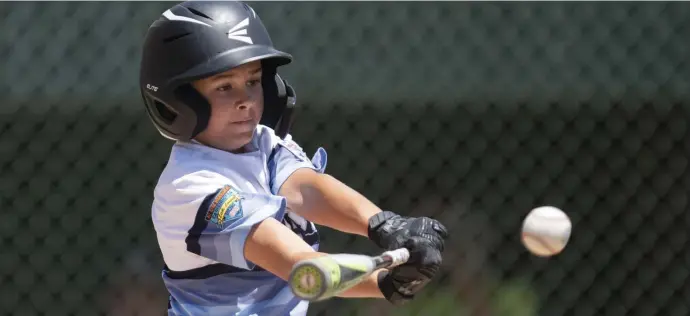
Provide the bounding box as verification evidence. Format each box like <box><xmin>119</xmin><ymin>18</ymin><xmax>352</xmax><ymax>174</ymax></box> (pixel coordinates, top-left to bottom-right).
<box><xmin>231</xmin><ymin>127</ymin><xmax>256</xmax><ymax>144</ymax></box>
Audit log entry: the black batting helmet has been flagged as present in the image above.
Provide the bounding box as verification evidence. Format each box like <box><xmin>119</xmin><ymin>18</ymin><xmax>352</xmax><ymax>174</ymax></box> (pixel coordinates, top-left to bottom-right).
<box><xmin>139</xmin><ymin>1</ymin><xmax>296</xmax><ymax>141</ymax></box>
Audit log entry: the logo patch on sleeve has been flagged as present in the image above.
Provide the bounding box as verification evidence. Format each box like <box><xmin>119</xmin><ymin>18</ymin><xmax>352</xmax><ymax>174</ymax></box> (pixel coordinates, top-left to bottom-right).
<box><xmin>205</xmin><ymin>185</ymin><xmax>243</xmax><ymax>228</ymax></box>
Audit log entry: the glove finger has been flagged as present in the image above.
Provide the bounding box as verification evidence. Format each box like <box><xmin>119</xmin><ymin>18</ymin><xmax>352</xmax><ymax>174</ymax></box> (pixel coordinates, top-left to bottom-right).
<box><xmin>418</xmin><ymin>246</ymin><xmax>442</xmax><ymax>277</ymax></box>
<box><xmin>431</xmin><ymin>220</ymin><xmax>449</xmax><ymax>239</ymax></box>
<box><xmin>418</xmin><ymin>233</ymin><xmax>444</xmax><ymax>253</ymax></box>
<box><xmin>403</xmin><ymin>236</ymin><xmax>427</xmax><ymax>256</ymax></box>
<box><xmin>416</xmin><ymin>218</ymin><xmax>449</xmax><ymax>239</ymax></box>
<box><xmin>406</xmin><ymin>218</ymin><xmax>447</xmax><ymax>249</ymax></box>
<box><xmin>403</xmin><ymin>237</ymin><xmax>443</xmax><ymax>277</ymax></box>
<box><xmin>387</xmin><ymin>239</ymin><xmax>441</xmax><ymax>302</ymax></box>
<box><xmin>421</xmin><ymin>217</ymin><xmax>448</xmax><ymax>239</ymax></box>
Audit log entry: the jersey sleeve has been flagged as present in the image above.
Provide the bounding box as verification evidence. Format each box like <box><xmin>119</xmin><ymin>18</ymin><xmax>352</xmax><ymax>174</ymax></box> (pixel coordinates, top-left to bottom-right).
<box><xmin>267</xmin><ymin>135</ymin><xmax>328</xmax><ymax>195</ymax></box>
<box><xmin>155</xmin><ymin>170</ymin><xmax>287</xmax><ymax>271</ymax></box>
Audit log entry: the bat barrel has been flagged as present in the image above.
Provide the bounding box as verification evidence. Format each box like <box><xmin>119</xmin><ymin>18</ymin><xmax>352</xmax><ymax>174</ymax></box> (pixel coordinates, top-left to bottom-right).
<box><xmin>288</xmin><ymin>248</ymin><xmax>409</xmax><ymax>301</ymax></box>
<box><xmin>289</xmin><ymin>259</ymin><xmax>333</xmax><ymax>301</ymax></box>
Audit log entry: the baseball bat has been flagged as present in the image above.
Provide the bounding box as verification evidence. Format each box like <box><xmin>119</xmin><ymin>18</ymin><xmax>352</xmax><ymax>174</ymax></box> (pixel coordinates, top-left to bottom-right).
<box><xmin>288</xmin><ymin>248</ymin><xmax>410</xmax><ymax>301</ymax></box>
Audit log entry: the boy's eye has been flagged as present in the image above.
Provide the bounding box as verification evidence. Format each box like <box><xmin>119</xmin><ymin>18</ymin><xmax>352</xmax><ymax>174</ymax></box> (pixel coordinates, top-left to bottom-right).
<box><xmin>216</xmin><ymin>84</ymin><xmax>232</xmax><ymax>92</ymax></box>
<box><xmin>247</xmin><ymin>79</ymin><xmax>261</xmax><ymax>87</ymax></box>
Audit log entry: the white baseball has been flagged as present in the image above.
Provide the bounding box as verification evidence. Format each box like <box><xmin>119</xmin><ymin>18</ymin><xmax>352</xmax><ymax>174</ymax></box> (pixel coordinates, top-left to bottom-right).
<box><xmin>521</xmin><ymin>206</ymin><xmax>572</xmax><ymax>257</ymax></box>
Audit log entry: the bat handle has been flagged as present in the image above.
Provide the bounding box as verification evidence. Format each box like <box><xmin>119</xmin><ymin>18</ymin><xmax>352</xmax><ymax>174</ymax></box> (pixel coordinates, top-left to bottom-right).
<box><xmin>379</xmin><ymin>248</ymin><xmax>410</xmax><ymax>269</ymax></box>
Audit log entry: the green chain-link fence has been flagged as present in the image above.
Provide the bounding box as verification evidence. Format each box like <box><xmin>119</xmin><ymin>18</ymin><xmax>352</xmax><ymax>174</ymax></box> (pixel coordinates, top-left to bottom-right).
<box><xmin>1</xmin><ymin>2</ymin><xmax>688</xmax><ymax>316</ymax></box>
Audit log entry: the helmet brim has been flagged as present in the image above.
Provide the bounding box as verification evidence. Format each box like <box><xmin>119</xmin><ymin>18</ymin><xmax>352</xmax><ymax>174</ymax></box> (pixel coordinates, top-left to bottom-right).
<box><xmin>169</xmin><ymin>45</ymin><xmax>292</xmax><ymax>85</ymax></box>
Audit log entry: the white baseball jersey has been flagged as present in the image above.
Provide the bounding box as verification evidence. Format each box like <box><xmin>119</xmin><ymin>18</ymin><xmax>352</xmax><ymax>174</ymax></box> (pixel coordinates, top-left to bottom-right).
<box><xmin>151</xmin><ymin>125</ymin><xmax>327</xmax><ymax>316</ymax></box>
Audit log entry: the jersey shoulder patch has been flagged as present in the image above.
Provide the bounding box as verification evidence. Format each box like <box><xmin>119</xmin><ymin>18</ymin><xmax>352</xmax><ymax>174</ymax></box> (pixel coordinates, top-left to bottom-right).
<box><xmin>203</xmin><ymin>185</ymin><xmax>243</xmax><ymax>228</ymax></box>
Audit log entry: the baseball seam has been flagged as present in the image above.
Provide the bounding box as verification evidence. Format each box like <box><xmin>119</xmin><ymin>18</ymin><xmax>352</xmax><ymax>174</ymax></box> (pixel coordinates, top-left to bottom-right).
<box><xmin>521</xmin><ymin>231</ymin><xmax>560</xmax><ymax>255</ymax></box>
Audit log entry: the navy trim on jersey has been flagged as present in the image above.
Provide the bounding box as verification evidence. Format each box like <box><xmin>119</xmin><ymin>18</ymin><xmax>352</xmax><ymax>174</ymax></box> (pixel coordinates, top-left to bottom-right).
<box><xmin>283</xmin><ymin>215</ymin><xmax>319</xmax><ymax>246</ymax></box>
<box><xmin>164</xmin><ymin>263</ymin><xmax>251</xmax><ymax>279</ymax></box>
<box><xmin>267</xmin><ymin>147</ymin><xmax>279</xmax><ymax>194</ymax></box>
<box><xmin>185</xmin><ymin>189</ymin><xmax>217</xmax><ymax>255</ymax></box>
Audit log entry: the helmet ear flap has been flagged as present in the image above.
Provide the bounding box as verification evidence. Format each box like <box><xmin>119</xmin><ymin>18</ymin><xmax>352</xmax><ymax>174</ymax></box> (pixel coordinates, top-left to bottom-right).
<box><xmin>173</xmin><ymin>84</ymin><xmax>212</xmax><ymax>139</ymax></box>
<box><xmin>142</xmin><ymin>90</ymin><xmax>178</xmax><ymax>125</ymax></box>
<box><xmin>154</xmin><ymin>101</ymin><xmax>178</xmax><ymax>124</ymax></box>
<box><xmin>261</xmin><ymin>69</ymin><xmax>296</xmax><ymax>139</ymax></box>
<box><xmin>142</xmin><ymin>90</ymin><xmax>181</xmax><ymax>140</ymax></box>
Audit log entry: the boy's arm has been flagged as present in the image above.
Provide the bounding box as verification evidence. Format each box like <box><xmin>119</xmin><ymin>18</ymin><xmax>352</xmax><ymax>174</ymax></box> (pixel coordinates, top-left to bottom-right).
<box><xmin>271</xmin><ymin>137</ymin><xmax>446</xmax><ymax>249</ymax></box>
<box><xmin>272</xmin><ymin>141</ymin><xmax>448</xmax><ymax>304</ymax></box>
<box><xmin>278</xmin><ymin>169</ymin><xmax>448</xmax><ymax>305</ymax></box>
<box><xmin>244</xmin><ymin>216</ymin><xmax>383</xmax><ymax>299</ymax></box>
<box><xmin>278</xmin><ymin>169</ymin><xmax>381</xmax><ymax>237</ymax></box>
<box><xmin>338</xmin><ymin>271</ymin><xmax>385</xmax><ymax>298</ymax></box>
<box><xmin>279</xmin><ymin>169</ymin><xmax>448</xmax><ymax>251</ymax></box>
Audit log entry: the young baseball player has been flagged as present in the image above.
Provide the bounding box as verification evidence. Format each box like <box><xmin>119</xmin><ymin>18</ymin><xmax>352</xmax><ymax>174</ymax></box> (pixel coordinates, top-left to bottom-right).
<box><xmin>139</xmin><ymin>2</ymin><xmax>449</xmax><ymax>315</ymax></box>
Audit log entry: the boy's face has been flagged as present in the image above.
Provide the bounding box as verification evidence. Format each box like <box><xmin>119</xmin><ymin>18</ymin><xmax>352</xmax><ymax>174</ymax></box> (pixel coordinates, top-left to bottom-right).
<box><xmin>192</xmin><ymin>61</ymin><xmax>264</xmax><ymax>152</ymax></box>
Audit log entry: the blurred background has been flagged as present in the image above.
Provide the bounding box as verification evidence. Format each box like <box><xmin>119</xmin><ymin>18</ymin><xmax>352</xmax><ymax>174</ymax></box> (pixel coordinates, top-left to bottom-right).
<box><xmin>1</xmin><ymin>2</ymin><xmax>688</xmax><ymax>316</ymax></box>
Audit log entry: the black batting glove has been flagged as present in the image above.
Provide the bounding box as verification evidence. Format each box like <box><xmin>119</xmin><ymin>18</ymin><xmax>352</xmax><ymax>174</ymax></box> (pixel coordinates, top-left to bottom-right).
<box><xmin>377</xmin><ymin>237</ymin><xmax>443</xmax><ymax>305</ymax></box>
<box><xmin>368</xmin><ymin>211</ymin><xmax>449</xmax><ymax>252</ymax></box>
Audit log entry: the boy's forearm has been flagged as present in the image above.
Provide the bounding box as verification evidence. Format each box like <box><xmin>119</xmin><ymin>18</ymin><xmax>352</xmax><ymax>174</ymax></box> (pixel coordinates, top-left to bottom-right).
<box><xmin>282</xmin><ymin>170</ymin><xmax>382</xmax><ymax>237</ymax></box>
<box><xmin>336</xmin><ymin>269</ymin><xmax>386</xmax><ymax>299</ymax></box>
<box><xmin>305</xmin><ymin>173</ymin><xmax>381</xmax><ymax>237</ymax></box>
<box><xmin>245</xmin><ymin>217</ymin><xmax>328</xmax><ymax>281</ymax></box>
